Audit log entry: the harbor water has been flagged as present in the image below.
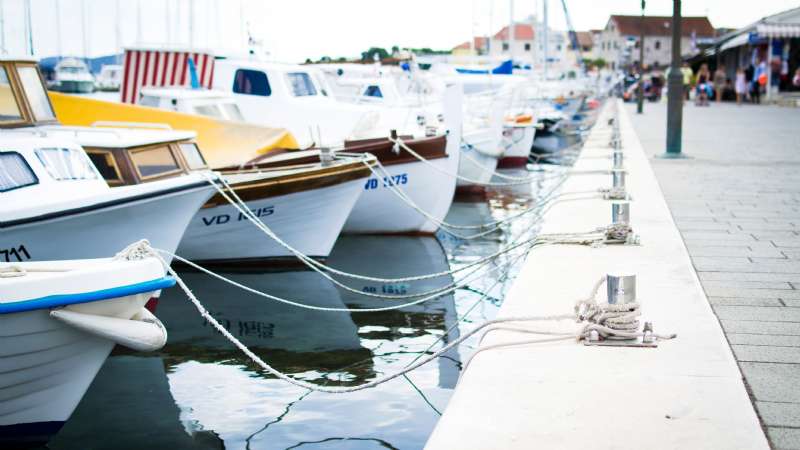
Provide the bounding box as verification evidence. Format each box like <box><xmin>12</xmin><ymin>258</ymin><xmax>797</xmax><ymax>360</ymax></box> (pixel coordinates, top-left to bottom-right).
<box><xmin>44</xmin><ymin>162</ymin><xmax>575</xmax><ymax>450</ymax></box>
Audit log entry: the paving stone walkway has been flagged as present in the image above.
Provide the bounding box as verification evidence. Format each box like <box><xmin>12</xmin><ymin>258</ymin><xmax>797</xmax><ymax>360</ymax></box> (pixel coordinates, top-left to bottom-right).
<box><xmin>628</xmin><ymin>100</ymin><xmax>800</xmax><ymax>450</ymax></box>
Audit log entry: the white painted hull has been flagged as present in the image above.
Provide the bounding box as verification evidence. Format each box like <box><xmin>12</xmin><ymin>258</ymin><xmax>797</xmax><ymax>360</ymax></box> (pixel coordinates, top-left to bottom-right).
<box><xmin>498</xmin><ymin>124</ymin><xmax>537</xmax><ymax>168</ymax></box>
<box><xmin>177</xmin><ymin>179</ymin><xmax>364</xmax><ymax>262</ymax></box>
<box><xmin>0</xmin><ymin>184</ymin><xmax>212</xmax><ymax>264</ymax></box>
<box><xmin>0</xmin><ymin>293</ymin><xmax>150</xmax><ymax>447</ymax></box>
<box><xmin>457</xmin><ymin>129</ymin><xmax>502</xmax><ymax>188</ymax></box>
<box><xmin>343</xmin><ymin>137</ymin><xmax>460</xmax><ymax>234</ymax></box>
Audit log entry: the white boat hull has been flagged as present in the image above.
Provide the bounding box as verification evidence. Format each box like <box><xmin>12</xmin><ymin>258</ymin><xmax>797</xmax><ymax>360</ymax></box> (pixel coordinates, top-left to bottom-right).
<box><xmin>0</xmin><ymin>185</ymin><xmax>212</xmax><ymax>264</ymax></box>
<box><xmin>498</xmin><ymin>124</ymin><xmax>536</xmax><ymax>168</ymax></box>
<box><xmin>343</xmin><ymin>138</ymin><xmax>460</xmax><ymax>235</ymax></box>
<box><xmin>457</xmin><ymin>129</ymin><xmax>502</xmax><ymax>188</ymax></box>
<box><xmin>177</xmin><ymin>179</ymin><xmax>364</xmax><ymax>262</ymax></box>
<box><xmin>0</xmin><ymin>293</ymin><xmax>151</xmax><ymax>447</ymax></box>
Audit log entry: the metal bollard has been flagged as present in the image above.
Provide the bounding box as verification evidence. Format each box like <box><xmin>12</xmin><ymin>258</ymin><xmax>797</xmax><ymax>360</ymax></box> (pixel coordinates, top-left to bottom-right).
<box><xmin>611</xmin><ymin>201</ymin><xmax>630</xmax><ymax>226</ymax></box>
<box><xmin>612</xmin><ymin>151</ymin><xmax>624</xmax><ymax>169</ymax></box>
<box><xmin>612</xmin><ymin>169</ymin><xmax>626</xmax><ymax>189</ymax></box>
<box><xmin>606</xmin><ymin>272</ymin><xmax>636</xmax><ymax>304</ymax></box>
<box><xmin>319</xmin><ymin>147</ymin><xmax>333</xmax><ymax>167</ymax></box>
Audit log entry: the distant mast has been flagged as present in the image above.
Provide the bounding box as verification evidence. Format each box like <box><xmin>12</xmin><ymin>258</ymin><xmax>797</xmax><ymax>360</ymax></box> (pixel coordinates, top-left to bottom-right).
<box><xmin>508</xmin><ymin>0</ymin><xmax>515</xmax><ymax>65</ymax></box>
<box><xmin>0</xmin><ymin>0</ymin><xmax>5</xmax><ymax>54</ymax></box>
<box><xmin>24</xmin><ymin>0</ymin><xmax>33</xmax><ymax>55</ymax></box>
<box><xmin>543</xmin><ymin>0</ymin><xmax>549</xmax><ymax>79</ymax></box>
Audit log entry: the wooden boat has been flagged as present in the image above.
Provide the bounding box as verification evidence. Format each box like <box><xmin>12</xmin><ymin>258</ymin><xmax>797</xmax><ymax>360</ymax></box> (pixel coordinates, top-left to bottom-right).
<box><xmin>0</xmin><ymin>59</ymin><xmax>215</xmax><ymax>267</ymax></box>
<box><xmin>22</xmin><ymin>126</ymin><xmax>375</xmax><ymax>263</ymax></box>
<box><xmin>0</xmin><ymin>249</ymin><xmax>172</xmax><ymax>448</ymax></box>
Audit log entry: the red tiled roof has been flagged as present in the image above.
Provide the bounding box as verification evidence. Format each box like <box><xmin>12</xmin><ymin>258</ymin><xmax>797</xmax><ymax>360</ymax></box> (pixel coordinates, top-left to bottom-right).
<box><xmin>493</xmin><ymin>23</ymin><xmax>535</xmax><ymax>40</ymax></box>
<box><xmin>453</xmin><ymin>36</ymin><xmax>488</xmax><ymax>51</ymax></box>
<box><xmin>576</xmin><ymin>31</ymin><xmax>594</xmax><ymax>48</ymax></box>
<box><xmin>608</xmin><ymin>15</ymin><xmax>715</xmax><ymax>37</ymax></box>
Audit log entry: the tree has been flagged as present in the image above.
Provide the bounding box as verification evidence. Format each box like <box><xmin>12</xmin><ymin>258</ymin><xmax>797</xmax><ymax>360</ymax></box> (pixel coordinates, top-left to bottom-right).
<box><xmin>361</xmin><ymin>47</ymin><xmax>390</xmax><ymax>62</ymax></box>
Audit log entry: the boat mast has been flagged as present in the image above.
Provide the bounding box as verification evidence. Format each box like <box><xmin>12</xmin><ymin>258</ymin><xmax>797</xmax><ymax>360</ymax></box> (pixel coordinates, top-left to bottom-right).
<box><xmin>531</xmin><ymin>0</ymin><xmax>538</xmax><ymax>73</ymax></box>
<box><xmin>543</xmin><ymin>0</ymin><xmax>548</xmax><ymax>79</ymax></box>
<box><xmin>508</xmin><ymin>0</ymin><xmax>515</xmax><ymax>64</ymax></box>
<box><xmin>24</xmin><ymin>0</ymin><xmax>33</xmax><ymax>56</ymax></box>
<box><xmin>115</xmin><ymin>0</ymin><xmax>121</xmax><ymax>61</ymax></box>
<box><xmin>189</xmin><ymin>0</ymin><xmax>194</xmax><ymax>48</ymax></box>
<box><xmin>0</xmin><ymin>0</ymin><xmax>5</xmax><ymax>55</ymax></box>
<box><xmin>81</xmin><ymin>0</ymin><xmax>89</xmax><ymax>60</ymax></box>
<box><xmin>136</xmin><ymin>0</ymin><xmax>142</xmax><ymax>44</ymax></box>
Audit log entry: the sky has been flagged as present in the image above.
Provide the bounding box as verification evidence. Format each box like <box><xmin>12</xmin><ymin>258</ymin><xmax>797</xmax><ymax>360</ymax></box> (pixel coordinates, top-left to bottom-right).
<box><xmin>0</xmin><ymin>0</ymin><xmax>796</xmax><ymax>63</ymax></box>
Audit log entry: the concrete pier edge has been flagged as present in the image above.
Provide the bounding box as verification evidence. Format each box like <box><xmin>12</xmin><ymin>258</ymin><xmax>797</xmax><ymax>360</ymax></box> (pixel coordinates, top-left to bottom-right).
<box><xmin>425</xmin><ymin>100</ymin><xmax>769</xmax><ymax>450</ymax></box>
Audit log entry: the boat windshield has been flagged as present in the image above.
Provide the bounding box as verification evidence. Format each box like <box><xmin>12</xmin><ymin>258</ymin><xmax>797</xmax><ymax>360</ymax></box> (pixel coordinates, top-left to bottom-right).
<box><xmin>286</xmin><ymin>72</ymin><xmax>318</xmax><ymax>97</ymax></box>
<box><xmin>0</xmin><ymin>152</ymin><xmax>38</xmax><ymax>192</ymax></box>
<box><xmin>220</xmin><ymin>103</ymin><xmax>244</xmax><ymax>122</ymax></box>
<box><xmin>35</xmin><ymin>148</ymin><xmax>99</xmax><ymax>181</ymax></box>
<box><xmin>0</xmin><ymin>67</ymin><xmax>24</xmax><ymax>124</ymax></box>
<box><xmin>130</xmin><ymin>145</ymin><xmax>181</xmax><ymax>179</ymax></box>
<box><xmin>17</xmin><ymin>66</ymin><xmax>56</xmax><ymax>122</ymax></box>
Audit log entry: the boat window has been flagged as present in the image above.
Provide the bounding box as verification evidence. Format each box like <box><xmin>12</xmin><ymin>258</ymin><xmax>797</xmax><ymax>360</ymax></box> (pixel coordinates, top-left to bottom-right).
<box><xmin>138</xmin><ymin>95</ymin><xmax>160</xmax><ymax>108</ymax></box>
<box><xmin>286</xmin><ymin>72</ymin><xmax>317</xmax><ymax>96</ymax></box>
<box><xmin>86</xmin><ymin>150</ymin><xmax>123</xmax><ymax>184</ymax></box>
<box><xmin>178</xmin><ymin>143</ymin><xmax>207</xmax><ymax>170</ymax></box>
<box><xmin>220</xmin><ymin>103</ymin><xmax>245</xmax><ymax>122</ymax></box>
<box><xmin>130</xmin><ymin>145</ymin><xmax>181</xmax><ymax>178</ymax></box>
<box><xmin>233</xmin><ymin>69</ymin><xmax>271</xmax><ymax>96</ymax></box>
<box><xmin>35</xmin><ymin>148</ymin><xmax>99</xmax><ymax>181</ymax></box>
<box><xmin>0</xmin><ymin>152</ymin><xmax>38</xmax><ymax>192</ymax></box>
<box><xmin>17</xmin><ymin>66</ymin><xmax>56</xmax><ymax>122</ymax></box>
<box><xmin>194</xmin><ymin>104</ymin><xmax>224</xmax><ymax>119</ymax></box>
<box><xmin>0</xmin><ymin>67</ymin><xmax>24</xmax><ymax>124</ymax></box>
<box><xmin>364</xmin><ymin>85</ymin><xmax>383</xmax><ymax>98</ymax></box>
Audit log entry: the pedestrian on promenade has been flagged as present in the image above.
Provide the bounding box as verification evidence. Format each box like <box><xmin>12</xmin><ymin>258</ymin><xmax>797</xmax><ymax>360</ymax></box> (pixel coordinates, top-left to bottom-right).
<box><xmin>681</xmin><ymin>62</ymin><xmax>693</xmax><ymax>100</ymax></box>
<box><xmin>793</xmin><ymin>68</ymin><xmax>800</xmax><ymax>88</ymax></box>
<box><xmin>713</xmin><ymin>65</ymin><xmax>726</xmax><ymax>102</ymax></box>
<box><xmin>695</xmin><ymin>63</ymin><xmax>711</xmax><ymax>106</ymax></box>
<box><xmin>735</xmin><ymin>67</ymin><xmax>747</xmax><ymax>105</ymax></box>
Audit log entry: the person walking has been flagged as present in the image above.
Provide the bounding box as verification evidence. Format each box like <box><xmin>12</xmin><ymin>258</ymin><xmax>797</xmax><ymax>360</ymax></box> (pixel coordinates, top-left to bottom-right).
<box><xmin>681</xmin><ymin>62</ymin><xmax>693</xmax><ymax>100</ymax></box>
<box><xmin>793</xmin><ymin>68</ymin><xmax>800</xmax><ymax>89</ymax></box>
<box><xmin>695</xmin><ymin>64</ymin><xmax>712</xmax><ymax>106</ymax></box>
<box><xmin>735</xmin><ymin>67</ymin><xmax>747</xmax><ymax>105</ymax></box>
<box><xmin>713</xmin><ymin>65</ymin><xmax>726</xmax><ymax>102</ymax></box>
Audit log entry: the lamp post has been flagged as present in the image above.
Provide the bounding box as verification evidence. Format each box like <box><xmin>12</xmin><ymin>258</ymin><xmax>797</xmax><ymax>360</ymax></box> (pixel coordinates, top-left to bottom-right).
<box><xmin>636</xmin><ymin>0</ymin><xmax>645</xmax><ymax>114</ymax></box>
<box><xmin>662</xmin><ymin>0</ymin><xmax>686</xmax><ymax>158</ymax></box>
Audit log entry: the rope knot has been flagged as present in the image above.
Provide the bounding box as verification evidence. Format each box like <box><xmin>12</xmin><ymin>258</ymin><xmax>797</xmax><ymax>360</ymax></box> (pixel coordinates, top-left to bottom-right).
<box><xmin>113</xmin><ymin>240</ymin><xmax>157</xmax><ymax>262</ymax></box>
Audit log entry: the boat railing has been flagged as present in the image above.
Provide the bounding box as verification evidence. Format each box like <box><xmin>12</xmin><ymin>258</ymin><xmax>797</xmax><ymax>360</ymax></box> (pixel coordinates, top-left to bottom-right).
<box><xmin>91</xmin><ymin>121</ymin><xmax>173</xmax><ymax>130</ymax></box>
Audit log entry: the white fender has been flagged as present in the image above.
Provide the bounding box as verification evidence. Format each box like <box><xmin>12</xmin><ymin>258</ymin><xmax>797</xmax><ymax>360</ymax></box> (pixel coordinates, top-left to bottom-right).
<box><xmin>50</xmin><ymin>307</ymin><xmax>168</xmax><ymax>352</ymax></box>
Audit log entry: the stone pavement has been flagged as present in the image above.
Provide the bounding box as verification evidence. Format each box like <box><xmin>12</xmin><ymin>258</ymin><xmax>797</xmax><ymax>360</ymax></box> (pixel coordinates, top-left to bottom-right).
<box><xmin>628</xmin><ymin>101</ymin><xmax>800</xmax><ymax>450</ymax></box>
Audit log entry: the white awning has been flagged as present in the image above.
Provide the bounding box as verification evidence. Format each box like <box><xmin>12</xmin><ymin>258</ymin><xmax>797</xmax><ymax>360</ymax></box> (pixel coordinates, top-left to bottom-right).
<box><xmin>720</xmin><ymin>33</ymin><xmax>750</xmax><ymax>51</ymax></box>
<box><xmin>757</xmin><ymin>23</ymin><xmax>800</xmax><ymax>38</ymax></box>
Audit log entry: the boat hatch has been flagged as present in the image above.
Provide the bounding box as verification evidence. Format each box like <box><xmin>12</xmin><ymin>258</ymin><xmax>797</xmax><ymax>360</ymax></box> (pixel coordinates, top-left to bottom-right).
<box><xmin>85</xmin><ymin>140</ymin><xmax>208</xmax><ymax>186</ymax></box>
<box><xmin>0</xmin><ymin>60</ymin><xmax>58</xmax><ymax>128</ymax></box>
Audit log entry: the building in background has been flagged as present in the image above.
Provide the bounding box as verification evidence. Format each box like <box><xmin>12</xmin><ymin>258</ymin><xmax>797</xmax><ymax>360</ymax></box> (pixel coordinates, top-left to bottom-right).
<box><xmin>703</xmin><ymin>6</ymin><xmax>800</xmax><ymax>96</ymax></box>
<box><xmin>596</xmin><ymin>15</ymin><xmax>716</xmax><ymax>71</ymax></box>
<box><xmin>451</xmin><ymin>18</ymin><xmax>571</xmax><ymax>68</ymax></box>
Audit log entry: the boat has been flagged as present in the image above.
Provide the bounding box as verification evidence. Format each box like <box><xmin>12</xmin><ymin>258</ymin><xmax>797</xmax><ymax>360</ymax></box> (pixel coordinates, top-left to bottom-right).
<box><xmin>497</xmin><ymin>113</ymin><xmax>538</xmax><ymax>168</ymax></box>
<box><xmin>94</xmin><ymin>64</ymin><xmax>123</xmax><ymax>92</ymax></box>
<box><xmin>0</xmin><ymin>247</ymin><xmax>173</xmax><ymax>448</ymax></box>
<box><xmin>49</xmin><ymin>57</ymin><xmax>95</xmax><ymax>94</ymax></box>
<box><xmin>0</xmin><ymin>59</ymin><xmax>216</xmax><ymax>266</ymax></box>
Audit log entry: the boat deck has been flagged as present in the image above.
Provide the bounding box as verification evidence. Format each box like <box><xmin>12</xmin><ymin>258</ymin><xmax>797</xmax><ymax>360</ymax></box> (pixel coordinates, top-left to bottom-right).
<box><xmin>425</xmin><ymin>100</ymin><xmax>769</xmax><ymax>450</ymax></box>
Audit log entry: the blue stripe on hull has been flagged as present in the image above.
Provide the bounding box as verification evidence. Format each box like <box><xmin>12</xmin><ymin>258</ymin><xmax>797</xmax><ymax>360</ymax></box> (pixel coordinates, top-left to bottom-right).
<box><xmin>0</xmin><ymin>276</ymin><xmax>176</xmax><ymax>314</ymax></box>
<box><xmin>0</xmin><ymin>421</ymin><xmax>65</xmax><ymax>448</ymax></box>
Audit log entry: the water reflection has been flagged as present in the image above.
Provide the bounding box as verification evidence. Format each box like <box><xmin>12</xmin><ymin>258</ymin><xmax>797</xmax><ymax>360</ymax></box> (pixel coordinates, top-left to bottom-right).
<box><xmin>48</xmin><ymin>152</ymin><xmax>577</xmax><ymax>450</ymax></box>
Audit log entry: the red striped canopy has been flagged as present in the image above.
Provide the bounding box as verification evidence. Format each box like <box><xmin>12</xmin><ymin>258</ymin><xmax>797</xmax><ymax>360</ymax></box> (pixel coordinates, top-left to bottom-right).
<box><xmin>121</xmin><ymin>49</ymin><xmax>215</xmax><ymax>104</ymax></box>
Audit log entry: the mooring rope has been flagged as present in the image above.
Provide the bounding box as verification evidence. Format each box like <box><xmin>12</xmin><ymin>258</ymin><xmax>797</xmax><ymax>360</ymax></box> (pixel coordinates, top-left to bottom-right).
<box><xmin>115</xmin><ymin>240</ymin><xmax>671</xmax><ymax>394</ymax></box>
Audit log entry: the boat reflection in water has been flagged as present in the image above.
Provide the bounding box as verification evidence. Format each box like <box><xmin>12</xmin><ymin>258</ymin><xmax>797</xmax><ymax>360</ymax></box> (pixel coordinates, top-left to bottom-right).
<box><xmin>44</xmin><ymin>174</ymin><xmax>556</xmax><ymax>449</ymax></box>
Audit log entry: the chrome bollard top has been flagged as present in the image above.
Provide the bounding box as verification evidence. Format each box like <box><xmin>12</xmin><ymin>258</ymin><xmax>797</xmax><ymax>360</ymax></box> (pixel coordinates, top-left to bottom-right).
<box><xmin>607</xmin><ymin>272</ymin><xmax>636</xmax><ymax>304</ymax></box>
<box><xmin>611</xmin><ymin>201</ymin><xmax>630</xmax><ymax>225</ymax></box>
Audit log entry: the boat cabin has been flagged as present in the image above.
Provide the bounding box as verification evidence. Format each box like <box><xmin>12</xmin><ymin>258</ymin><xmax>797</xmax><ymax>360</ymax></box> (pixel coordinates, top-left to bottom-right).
<box><xmin>137</xmin><ymin>87</ymin><xmax>246</xmax><ymax>122</ymax></box>
<box><xmin>1</xmin><ymin>58</ymin><xmax>208</xmax><ymax>187</ymax></box>
<box><xmin>7</xmin><ymin>126</ymin><xmax>209</xmax><ymax>186</ymax></box>
<box><xmin>0</xmin><ymin>58</ymin><xmax>59</xmax><ymax>128</ymax></box>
